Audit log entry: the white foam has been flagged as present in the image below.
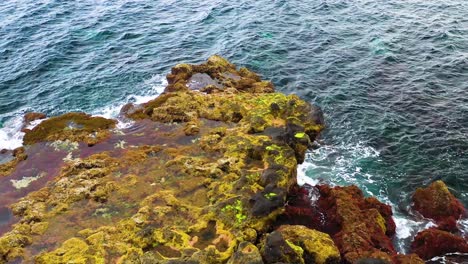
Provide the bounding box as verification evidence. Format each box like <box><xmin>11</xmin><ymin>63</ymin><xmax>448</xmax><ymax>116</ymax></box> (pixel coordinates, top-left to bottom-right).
<box><xmin>25</xmin><ymin>118</ymin><xmax>46</xmax><ymax>130</ymax></box>
<box><xmin>430</xmin><ymin>253</ymin><xmax>468</xmax><ymax>264</ymax></box>
<box><xmin>297</xmin><ymin>141</ymin><xmax>381</xmax><ymax>196</ymax></box>
<box><xmin>93</xmin><ymin>74</ymin><xmax>167</xmax><ymax>129</ymax></box>
<box><xmin>392</xmin><ymin>213</ymin><xmax>438</xmax><ymax>254</ymax></box>
<box><xmin>394</xmin><ymin>215</ymin><xmax>436</xmax><ymax>240</ymax></box>
<box><xmin>297</xmin><ymin>161</ymin><xmax>319</xmax><ymax>186</ymax></box>
<box><xmin>459</xmin><ymin>218</ymin><xmax>468</xmax><ymax>239</ymax></box>
<box><xmin>296</xmin><ymin>140</ymin><xmax>444</xmax><ymax>254</ymax></box>
<box><xmin>0</xmin><ymin>115</ymin><xmax>25</xmax><ymax>150</ymax></box>
<box><xmin>0</xmin><ymin>75</ymin><xmax>167</xmax><ymax>149</ymax></box>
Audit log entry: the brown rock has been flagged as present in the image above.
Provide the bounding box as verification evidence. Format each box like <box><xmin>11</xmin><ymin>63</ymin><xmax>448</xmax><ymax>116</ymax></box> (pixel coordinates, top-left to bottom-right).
<box><xmin>394</xmin><ymin>253</ymin><xmax>425</xmax><ymax>264</ymax></box>
<box><xmin>23</xmin><ymin>112</ymin><xmax>46</xmax><ymax>124</ymax></box>
<box><xmin>316</xmin><ymin>185</ymin><xmax>397</xmax><ymax>263</ymax></box>
<box><xmin>410</xmin><ymin>228</ymin><xmax>468</xmax><ymax>260</ymax></box>
<box><xmin>412</xmin><ymin>180</ymin><xmax>466</xmax><ymax>232</ymax></box>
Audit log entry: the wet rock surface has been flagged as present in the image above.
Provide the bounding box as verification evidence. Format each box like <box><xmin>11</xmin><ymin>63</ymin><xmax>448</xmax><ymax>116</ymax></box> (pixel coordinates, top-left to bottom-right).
<box><xmin>0</xmin><ymin>147</ymin><xmax>27</xmax><ymax>177</ymax></box>
<box><xmin>23</xmin><ymin>112</ymin><xmax>116</xmax><ymax>146</ymax></box>
<box><xmin>274</xmin><ymin>184</ymin><xmax>427</xmax><ymax>264</ymax></box>
<box><xmin>314</xmin><ymin>185</ymin><xmax>397</xmax><ymax>263</ymax></box>
<box><xmin>21</xmin><ymin>112</ymin><xmax>47</xmax><ymax>133</ymax></box>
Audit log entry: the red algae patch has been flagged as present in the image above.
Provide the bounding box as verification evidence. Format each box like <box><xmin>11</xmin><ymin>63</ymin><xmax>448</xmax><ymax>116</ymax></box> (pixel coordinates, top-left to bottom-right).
<box><xmin>412</xmin><ymin>180</ymin><xmax>466</xmax><ymax>232</ymax></box>
<box><xmin>410</xmin><ymin>228</ymin><xmax>468</xmax><ymax>260</ymax></box>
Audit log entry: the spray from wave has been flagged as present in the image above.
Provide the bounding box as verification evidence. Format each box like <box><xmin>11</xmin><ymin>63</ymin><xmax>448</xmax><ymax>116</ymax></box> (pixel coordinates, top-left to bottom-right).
<box><xmin>0</xmin><ymin>115</ymin><xmax>25</xmax><ymax>150</ymax></box>
<box><xmin>92</xmin><ymin>74</ymin><xmax>167</xmax><ymax>127</ymax></box>
<box><xmin>297</xmin><ymin>141</ymin><xmax>382</xmax><ymax>196</ymax></box>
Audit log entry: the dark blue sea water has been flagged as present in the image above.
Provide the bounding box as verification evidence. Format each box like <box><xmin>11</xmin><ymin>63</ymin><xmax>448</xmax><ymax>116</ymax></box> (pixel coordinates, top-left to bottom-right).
<box><xmin>1</xmin><ymin>0</ymin><xmax>467</xmax><ymax>252</ymax></box>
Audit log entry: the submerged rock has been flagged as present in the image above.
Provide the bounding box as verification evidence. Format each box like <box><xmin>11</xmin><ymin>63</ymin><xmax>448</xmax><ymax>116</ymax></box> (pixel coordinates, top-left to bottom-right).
<box><xmin>412</xmin><ymin>180</ymin><xmax>466</xmax><ymax>232</ymax></box>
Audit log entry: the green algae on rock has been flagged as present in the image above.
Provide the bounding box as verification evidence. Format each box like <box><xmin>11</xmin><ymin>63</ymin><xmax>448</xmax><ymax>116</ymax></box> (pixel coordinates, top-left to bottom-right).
<box><xmin>23</xmin><ymin>112</ymin><xmax>116</xmax><ymax>146</ymax></box>
<box><xmin>0</xmin><ymin>56</ymin><xmax>326</xmax><ymax>263</ymax></box>
<box><xmin>259</xmin><ymin>225</ymin><xmax>340</xmax><ymax>264</ymax></box>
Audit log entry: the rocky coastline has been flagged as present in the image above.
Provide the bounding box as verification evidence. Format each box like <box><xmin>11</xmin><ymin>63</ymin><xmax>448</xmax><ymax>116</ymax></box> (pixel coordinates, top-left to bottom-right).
<box><xmin>0</xmin><ymin>56</ymin><xmax>466</xmax><ymax>263</ymax></box>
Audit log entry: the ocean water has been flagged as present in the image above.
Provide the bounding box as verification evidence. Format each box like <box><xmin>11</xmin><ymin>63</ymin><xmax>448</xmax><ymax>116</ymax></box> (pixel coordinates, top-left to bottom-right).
<box><xmin>1</xmin><ymin>0</ymin><xmax>467</xmax><ymax>254</ymax></box>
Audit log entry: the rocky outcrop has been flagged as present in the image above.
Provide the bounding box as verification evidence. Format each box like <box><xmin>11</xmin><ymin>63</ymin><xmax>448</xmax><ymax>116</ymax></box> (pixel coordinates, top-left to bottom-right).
<box><xmin>23</xmin><ymin>112</ymin><xmax>116</xmax><ymax>146</ymax></box>
<box><xmin>227</xmin><ymin>242</ymin><xmax>263</xmax><ymax>264</ymax></box>
<box><xmin>274</xmin><ymin>184</ymin><xmax>426</xmax><ymax>264</ymax></box>
<box><xmin>412</xmin><ymin>180</ymin><xmax>466</xmax><ymax>232</ymax></box>
<box><xmin>1</xmin><ymin>55</ymin><xmax>456</xmax><ymax>264</ymax></box>
<box><xmin>0</xmin><ymin>56</ymin><xmax>326</xmax><ymax>263</ymax></box>
<box><xmin>410</xmin><ymin>228</ymin><xmax>468</xmax><ymax>260</ymax></box>
<box><xmin>23</xmin><ymin>112</ymin><xmax>46</xmax><ymax>124</ymax></box>
<box><xmin>410</xmin><ymin>180</ymin><xmax>467</xmax><ymax>260</ymax></box>
<box><xmin>315</xmin><ymin>185</ymin><xmax>397</xmax><ymax>263</ymax></box>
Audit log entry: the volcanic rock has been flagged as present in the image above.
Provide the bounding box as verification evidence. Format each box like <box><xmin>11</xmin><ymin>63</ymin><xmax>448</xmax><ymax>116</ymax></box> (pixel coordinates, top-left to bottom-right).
<box><xmin>410</xmin><ymin>228</ymin><xmax>468</xmax><ymax>260</ymax></box>
<box><xmin>412</xmin><ymin>180</ymin><xmax>466</xmax><ymax>232</ymax></box>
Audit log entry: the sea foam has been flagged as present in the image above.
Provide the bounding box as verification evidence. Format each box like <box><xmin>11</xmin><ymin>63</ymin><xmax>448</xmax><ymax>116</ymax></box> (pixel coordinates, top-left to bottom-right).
<box><xmin>93</xmin><ymin>74</ymin><xmax>167</xmax><ymax>128</ymax></box>
<box><xmin>297</xmin><ymin>140</ymin><xmax>443</xmax><ymax>254</ymax></box>
<box><xmin>0</xmin><ymin>114</ymin><xmax>25</xmax><ymax>150</ymax></box>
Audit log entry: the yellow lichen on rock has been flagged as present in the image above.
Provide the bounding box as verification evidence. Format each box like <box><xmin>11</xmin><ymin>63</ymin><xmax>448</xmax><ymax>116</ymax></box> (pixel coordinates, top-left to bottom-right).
<box><xmin>276</xmin><ymin>225</ymin><xmax>340</xmax><ymax>264</ymax></box>
<box><xmin>35</xmin><ymin>238</ymin><xmax>103</xmax><ymax>264</ymax></box>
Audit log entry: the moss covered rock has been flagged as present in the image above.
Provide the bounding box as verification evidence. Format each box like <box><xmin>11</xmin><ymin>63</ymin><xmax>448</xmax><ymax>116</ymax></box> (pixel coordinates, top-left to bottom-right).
<box><xmin>313</xmin><ymin>185</ymin><xmax>397</xmax><ymax>263</ymax></box>
<box><xmin>22</xmin><ymin>112</ymin><xmax>47</xmax><ymax>132</ymax></box>
<box><xmin>35</xmin><ymin>237</ymin><xmax>104</xmax><ymax>264</ymax></box>
<box><xmin>23</xmin><ymin>112</ymin><xmax>116</xmax><ymax>145</ymax></box>
<box><xmin>259</xmin><ymin>225</ymin><xmax>340</xmax><ymax>264</ymax></box>
<box><xmin>227</xmin><ymin>242</ymin><xmax>263</xmax><ymax>264</ymax></box>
